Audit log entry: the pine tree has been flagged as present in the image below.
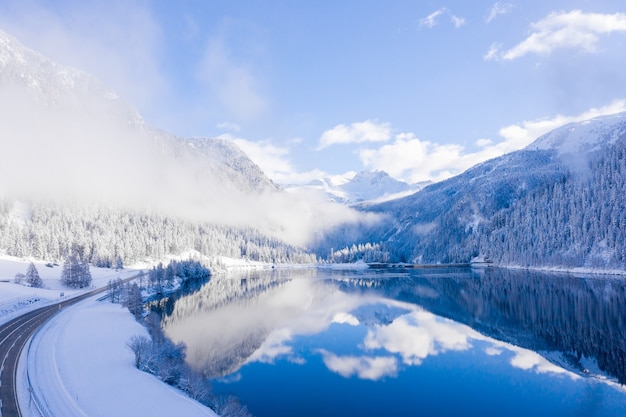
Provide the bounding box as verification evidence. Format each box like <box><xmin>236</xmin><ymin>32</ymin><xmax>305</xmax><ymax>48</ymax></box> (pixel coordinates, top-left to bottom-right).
<box><xmin>61</xmin><ymin>254</ymin><xmax>92</xmax><ymax>288</ymax></box>
<box><xmin>25</xmin><ymin>262</ymin><xmax>43</xmax><ymax>288</ymax></box>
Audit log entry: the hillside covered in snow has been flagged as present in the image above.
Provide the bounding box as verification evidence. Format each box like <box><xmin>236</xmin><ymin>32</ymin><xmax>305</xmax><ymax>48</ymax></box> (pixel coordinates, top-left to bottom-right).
<box><xmin>328</xmin><ymin>112</ymin><xmax>626</xmax><ymax>271</ymax></box>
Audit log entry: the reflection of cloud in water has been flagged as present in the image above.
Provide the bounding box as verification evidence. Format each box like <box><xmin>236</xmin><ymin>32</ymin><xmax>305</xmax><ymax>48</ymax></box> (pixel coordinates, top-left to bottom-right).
<box><xmin>318</xmin><ymin>349</ymin><xmax>398</xmax><ymax>381</ymax></box>
<box><xmin>485</xmin><ymin>346</ymin><xmax>504</xmax><ymax>356</ymax></box>
<box><xmin>320</xmin><ymin>308</ymin><xmax>586</xmax><ymax>383</ymax></box>
<box><xmin>363</xmin><ymin>311</ymin><xmax>474</xmax><ymax>365</ymax></box>
<box><xmin>332</xmin><ymin>312</ymin><xmax>359</xmax><ymax>326</ymax></box>
<box><xmin>164</xmin><ymin>277</ymin><xmax>365</xmax><ymax>376</ymax></box>
<box><xmin>246</xmin><ymin>328</ymin><xmax>293</xmax><ymax>364</ymax></box>
<box><xmin>165</xmin><ymin>274</ymin><xmax>603</xmax><ymax>385</ymax></box>
<box><xmin>509</xmin><ymin>349</ymin><xmax>576</xmax><ymax>378</ymax></box>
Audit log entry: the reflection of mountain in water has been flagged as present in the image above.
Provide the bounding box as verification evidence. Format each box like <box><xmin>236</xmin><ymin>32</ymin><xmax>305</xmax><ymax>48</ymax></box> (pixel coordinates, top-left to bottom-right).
<box><xmin>163</xmin><ymin>267</ymin><xmax>626</xmax><ymax>385</ymax></box>
<box><xmin>162</xmin><ymin>269</ymin><xmax>336</xmax><ymax>377</ymax></box>
<box><xmin>340</xmin><ymin>268</ymin><xmax>626</xmax><ymax>384</ymax></box>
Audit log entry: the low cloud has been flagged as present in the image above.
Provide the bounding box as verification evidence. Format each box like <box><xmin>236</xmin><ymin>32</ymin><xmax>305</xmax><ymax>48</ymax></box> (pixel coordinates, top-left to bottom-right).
<box><xmin>0</xmin><ymin>75</ymin><xmax>379</xmax><ymax>249</ymax></box>
<box><xmin>0</xmin><ymin>0</ymin><xmax>167</xmax><ymax>120</ymax></box>
<box><xmin>486</xmin><ymin>10</ymin><xmax>626</xmax><ymax>61</ymax></box>
<box><xmin>197</xmin><ymin>36</ymin><xmax>267</xmax><ymax>121</ymax></box>
<box><xmin>219</xmin><ymin>133</ymin><xmax>293</xmax><ymax>182</ymax></box>
<box><xmin>317</xmin><ymin>120</ymin><xmax>392</xmax><ymax>150</ymax></box>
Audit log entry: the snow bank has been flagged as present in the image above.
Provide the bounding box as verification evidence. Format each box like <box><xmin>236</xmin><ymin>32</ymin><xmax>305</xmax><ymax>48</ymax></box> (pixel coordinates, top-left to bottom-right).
<box><xmin>19</xmin><ymin>296</ymin><xmax>217</xmax><ymax>417</ymax></box>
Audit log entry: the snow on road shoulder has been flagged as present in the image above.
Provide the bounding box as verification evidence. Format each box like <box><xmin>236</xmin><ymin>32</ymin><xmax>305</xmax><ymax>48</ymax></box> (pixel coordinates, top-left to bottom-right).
<box><xmin>19</xmin><ymin>296</ymin><xmax>218</xmax><ymax>417</ymax></box>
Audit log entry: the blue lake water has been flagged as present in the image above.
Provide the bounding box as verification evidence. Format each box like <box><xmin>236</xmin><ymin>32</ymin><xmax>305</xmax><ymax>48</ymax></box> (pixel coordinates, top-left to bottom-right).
<box><xmin>162</xmin><ymin>267</ymin><xmax>626</xmax><ymax>417</ymax></box>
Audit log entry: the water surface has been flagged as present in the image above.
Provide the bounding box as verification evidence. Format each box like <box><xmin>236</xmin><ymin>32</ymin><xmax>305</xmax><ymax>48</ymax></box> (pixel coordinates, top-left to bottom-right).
<box><xmin>163</xmin><ymin>267</ymin><xmax>626</xmax><ymax>417</ymax></box>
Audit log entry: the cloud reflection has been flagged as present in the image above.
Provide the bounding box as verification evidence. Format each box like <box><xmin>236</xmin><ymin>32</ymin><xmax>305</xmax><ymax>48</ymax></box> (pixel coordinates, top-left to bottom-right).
<box><xmin>165</xmin><ymin>274</ymin><xmax>593</xmax><ymax>384</ymax></box>
<box><xmin>363</xmin><ymin>311</ymin><xmax>474</xmax><ymax>365</ymax></box>
<box><xmin>318</xmin><ymin>349</ymin><xmax>398</xmax><ymax>381</ymax></box>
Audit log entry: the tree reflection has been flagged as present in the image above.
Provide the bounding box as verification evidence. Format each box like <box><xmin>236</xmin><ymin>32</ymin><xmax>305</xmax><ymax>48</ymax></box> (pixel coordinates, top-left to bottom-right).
<box><xmin>343</xmin><ymin>268</ymin><xmax>626</xmax><ymax>384</ymax></box>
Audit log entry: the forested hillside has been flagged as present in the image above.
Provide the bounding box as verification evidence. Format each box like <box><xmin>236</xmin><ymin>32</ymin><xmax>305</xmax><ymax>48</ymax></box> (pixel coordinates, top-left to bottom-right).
<box><xmin>478</xmin><ymin>134</ymin><xmax>626</xmax><ymax>268</ymax></box>
<box><xmin>0</xmin><ymin>200</ymin><xmax>316</xmax><ymax>266</ymax></box>
<box><xmin>325</xmin><ymin>113</ymin><xmax>626</xmax><ymax>271</ymax></box>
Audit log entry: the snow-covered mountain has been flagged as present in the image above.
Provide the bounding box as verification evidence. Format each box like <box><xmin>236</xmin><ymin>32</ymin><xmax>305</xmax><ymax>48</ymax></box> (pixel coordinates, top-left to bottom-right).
<box><xmin>0</xmin><ymin>28</ymin><xmax>276</xmax><ymax>198</ymax></box>
<box><xmin>0</xmin><ymin>29</ymin><xmax>143</xmax><ymax>127</ymax></box>
<box><xmin>527</xmin><ymin>112</ymin><xmax>626</xmax><ymax>155</ymax></box>
<box><xmin>322</xmin><ymin>112</ymin><xmax>626</xmax><ymax>270</ymax></box>
<box><xmin>285</xmin><ymin>171</ymin><xmax>427</xmax><ymax>205</ymax></box>
<box><xmin>0</xmin><ymin>28</ymin><xmax>319</xmax><ymax>264</ymax></box>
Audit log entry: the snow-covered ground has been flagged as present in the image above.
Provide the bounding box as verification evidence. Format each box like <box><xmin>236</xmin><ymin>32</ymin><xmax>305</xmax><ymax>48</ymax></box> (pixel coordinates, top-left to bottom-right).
<box><xmin>0</xmin><ymin>255</ymin><xmax>137</xmax><ymax>325</ymax></box>
<box><xmin>0</xmin><ymin>255</ymin><xmax>217</xmax><ymax>417</ymax></box>
<box><xmin>17</xmin><ymin>295</ymin><xmax>217</xmax><ymax>417</ymax></box>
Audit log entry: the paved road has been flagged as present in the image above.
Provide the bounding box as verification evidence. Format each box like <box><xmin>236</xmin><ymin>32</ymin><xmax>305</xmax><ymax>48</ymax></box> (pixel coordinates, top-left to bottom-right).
<box><xmin>0</xmin><ymin>278</ymin><xmax>135</xmax><ymax>417</ymax></box>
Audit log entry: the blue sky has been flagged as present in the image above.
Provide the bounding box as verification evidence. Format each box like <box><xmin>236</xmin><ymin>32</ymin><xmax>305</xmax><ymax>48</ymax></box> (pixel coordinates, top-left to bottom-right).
<box><xmin>2</xmin><ymin>0</ymin><xmax>626</xmax><ymax>185</ymax></box>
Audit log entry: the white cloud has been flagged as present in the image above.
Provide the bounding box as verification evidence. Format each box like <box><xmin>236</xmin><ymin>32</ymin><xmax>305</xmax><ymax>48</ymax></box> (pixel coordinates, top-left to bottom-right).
<box><xmin>218</xmin><ymin>133</ymin><xmax>334</xmax><ymax>185</ymax></box>
<box><xmin>489</xmin><ymin>10</ymin><xmax>626</xmax><ymax>61</ymax></box>
<box><xmin>197</xmin><ymin>36</ymin><xmax>267</xmax><ymax>121</ymax></box>
<box><xmin>420</xmin><ymin>8</ymin><xmax>466</xmax><ymax>29</ymax></box>
<box><xmin>358</xmin><ymin>132</ymin><xmax>467</xmax><ymax>183</ymax></box>
<box><xmin>356</xmin><ymin>100</ymin><xmax>626</xmax><ymax>184</ymax></box>
<box><xmin>484</xmin><ymin>42</ymin><xmax>503</xmax><ymax>61</ymax></box>
<box><xmin>317</xmin><ymin>120</ymin><xmax>392</xmax><ymax>150</ymax></box>
<box><xmin>219</xmin><ymin>133</ymin><xmax>293</xmax><ymax>181</ymax></box>
<box><xmin>496</xmin><ymin>99</ymin><xmax>626</xmax><ymax>151</ymax></box>
<box><xmin>451</xmin><ymin>15</ymin><xmax>466</xmax><ymax>28</ymax></box>
<box><xmin>486</xmin><ymin>2</ymin><xmax>514</xmax><ymax>24</ymax></box>
<box><xmin>420</xmin><ymin>8</ymin><xmax>447</xmax><ymax>28</ymax></box>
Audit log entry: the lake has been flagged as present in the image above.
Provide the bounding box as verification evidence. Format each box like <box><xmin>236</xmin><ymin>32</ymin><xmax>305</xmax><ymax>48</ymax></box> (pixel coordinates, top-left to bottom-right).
<box><xmin>162</xmin><ymin>267</ymin><xmax>626</xmax><ymax>417</ymax></box>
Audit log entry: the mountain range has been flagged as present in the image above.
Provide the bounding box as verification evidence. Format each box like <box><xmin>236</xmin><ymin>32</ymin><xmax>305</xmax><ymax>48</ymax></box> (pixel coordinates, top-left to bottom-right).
<box><xmin>1</xmin><ymin>27</ymin><xmax>626</xmax><ymax>273</ymax></box>
<box><xmin>283</xmin><ymin>170</ymin><xmax>428</xmax><ymax>205</ymax></box>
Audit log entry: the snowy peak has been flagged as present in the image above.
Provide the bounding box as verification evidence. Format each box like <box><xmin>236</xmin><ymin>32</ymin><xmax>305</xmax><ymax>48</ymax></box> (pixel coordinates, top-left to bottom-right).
<box><xmin>285</xmin><ymin>171</ymin><xmax>425</xmax><ymax>205</ymax></box>
<box><xmin>526</xmin><ymin>112</ymin><xmax>626</xmax><ymax>156</ymax></box>
<box><xmin>341</xmin><ymin>171</ymin><xmax>412</xmax><ymax>202</ymax></box>
<box><xmin>0</xmin><ymin>28</ymin><xmax>143</xmax><ymax>127</ymax></box>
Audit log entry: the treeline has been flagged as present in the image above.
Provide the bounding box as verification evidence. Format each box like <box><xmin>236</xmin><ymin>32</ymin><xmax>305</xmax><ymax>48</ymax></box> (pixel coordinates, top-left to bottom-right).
<box><xmin>0</xmin><ymin>200</ymin><xmax>316</xmax><ymax>266</ymax></box>
<box><xmin>328</xmin><ymin>242</ymin><xmax>390</xmax><ymax>263</ymax></box>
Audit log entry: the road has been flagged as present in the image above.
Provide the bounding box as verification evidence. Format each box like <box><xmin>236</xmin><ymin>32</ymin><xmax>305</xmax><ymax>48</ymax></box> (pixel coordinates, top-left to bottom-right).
<box><xmin>0</xmin><ymin>279</ymin><xmax>132</xmax><ymax>417</ymax></box>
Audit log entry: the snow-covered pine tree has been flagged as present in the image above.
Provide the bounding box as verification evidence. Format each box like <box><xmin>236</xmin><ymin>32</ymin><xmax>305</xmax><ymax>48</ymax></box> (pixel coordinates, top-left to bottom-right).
<box><xmin>61</xmin><ymin>254</ymin><xmax>92</xmax><ymax>288</ymax></box>
<box><xmin>25</xmin><ymin>262</ymin><xmax>43</xmax><ymax>288</ymax></box>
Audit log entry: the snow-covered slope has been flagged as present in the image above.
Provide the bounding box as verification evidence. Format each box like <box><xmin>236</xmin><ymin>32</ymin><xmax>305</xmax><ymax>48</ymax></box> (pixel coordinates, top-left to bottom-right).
<box><xmin>0</xmin><ymin>28</ymin><xmax>143</xmax><ymax>127</ymax></box>
<box><xmin>526</xmin><ymin>112</ymin><xmax>626</xmax><ymax>155</ymax></box>
<box><xmin>331</xmin><ymin>111</ymin><xmax>626</xmax><ymax>270</ymax></box>
<box><xmin>285</xmin><ymin>171</ymin><xmax>427</xmax><ymax>205</ymax></box>
<box><xmin>0</xmin><ymin>27</ymin><xmax>275</xmax><ymax>200</ymax></box>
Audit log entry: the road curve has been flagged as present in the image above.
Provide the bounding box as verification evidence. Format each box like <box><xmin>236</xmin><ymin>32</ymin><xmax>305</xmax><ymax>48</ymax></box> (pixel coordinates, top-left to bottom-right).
<box><xmin>0</xmin><ymin>283</ymin><xmax>121</xmax><ymax>417</ymax></box>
